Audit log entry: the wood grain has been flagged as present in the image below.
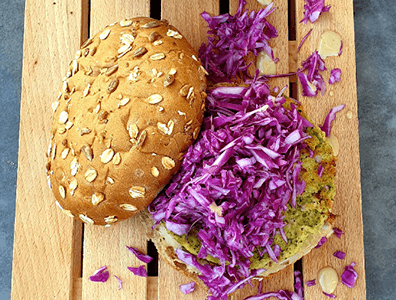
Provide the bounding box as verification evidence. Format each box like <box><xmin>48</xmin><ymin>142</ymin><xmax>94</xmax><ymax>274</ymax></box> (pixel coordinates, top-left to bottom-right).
<box><xmin>81</xmin><ymin>2</ymin><xmax>151</xmax><ymax>300</ymax></box>
<box><xmin>295</xmin><ymin>0</ymin><xmax>366</xmax><ymax>299</ymax></box>
<box><xmin>11</xmin><ymin>0</ymin><xmax>87</xmax><ymax>299</ymax></box>
<box><xmin>158</xmin><ymin>1</ymin><xmax>219</xmax><ymax>299</ymax></box>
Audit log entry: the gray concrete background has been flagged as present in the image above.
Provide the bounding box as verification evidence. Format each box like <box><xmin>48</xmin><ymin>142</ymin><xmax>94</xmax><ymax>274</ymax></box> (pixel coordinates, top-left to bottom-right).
<box><xmin>0</xmin><ymin>0</ymin><xmax>394</xmax><ymax>299</ymax></box>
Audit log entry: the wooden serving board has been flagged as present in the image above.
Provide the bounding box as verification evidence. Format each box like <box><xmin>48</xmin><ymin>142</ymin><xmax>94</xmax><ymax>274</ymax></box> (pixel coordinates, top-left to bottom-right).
<box><xmin>11</xmin><ymin>0</ymin><xmax>366</xmax><ymax>299</ymax></box>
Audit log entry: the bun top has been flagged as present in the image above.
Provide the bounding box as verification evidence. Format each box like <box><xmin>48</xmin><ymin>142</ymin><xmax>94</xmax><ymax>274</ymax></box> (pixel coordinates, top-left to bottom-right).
<box><xmin>46</xmin><ymin>17</ymin><xmax>207</xmax><ymax>226</ymax></box>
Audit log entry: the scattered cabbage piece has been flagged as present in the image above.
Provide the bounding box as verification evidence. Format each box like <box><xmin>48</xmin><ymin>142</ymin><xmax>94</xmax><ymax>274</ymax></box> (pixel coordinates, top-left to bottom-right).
<box><xmin>298</xmin><ymin>51</ymin><xmax>327</xmax><ymax>97</ymax></box>
<box><xmin>89</xmin><ymin>265</ymin><xmax>109</xmax><ymax>283</ymax></box>
<box><xmin>179</xmin><ymin>282</ymin><xmax>196</xmax><ymax>295</ymax></box>
<box><xmin>199</xmin><ymin>0</ymin><xmax>277</xmax><ymax>82</ymax></box>
<box><xmin>294</xmin><ymin>271</ymin><xmax>304</xmax><ymax>297</ymax></box>
<box><xmin>315</xmin><ymin>236</ymin><xmax>327</xmax><ymax>248</ymax></box>
<box><xmin>297</xmin><ymin>29</ymin><xmax>313</xmax><ymax>53</ymax></box>
<box><xmin>333</xmin><ymin>227</ymin><xmax>344</xmax><ymax>238</ymax></box>
<box><xmin>126</xmin><ymin>246</ymin><xmax>153</xmax><ymax>264</ymax></box>
<box><xmin>320</xmin><ymin>104</ymin><xmax>345</xmax><ymax>137</ymax></box>
<box><xmin>306</xmin><ymin>279</ymin><xmax>316</xmax><ymax>287</ymax></box>
<box><xmin>114</xmin><ymin>275</ymin><xmax>123</xmax><ymax>290</ymax></box>
<box><xmin>329</xmin><ymin>69</ymin><xmax>341</xmax><ymax>85</ymax></box>
<box><xmin>301</xmin><ymin>0</ymin><xmax>331</xmax><ymax>24</ymax></box>
<box><xmin>341</xmin><ymin>262</ymin><xmax>358</xmax><ymax>288</ymax></box>
<box><xmin>127</xmin><ymin>266</ymin><xmax>148</xmax><ymax>277</ymax></box>
<box><xmin>244</xmin><ymin>290</ymin><xmax>304</xmax><ymax>300</ymax></box>
<box><xmin>323</xmin><ymin>292</ymin><xmax>336</xmax><ymax>298</ymax></box>
<box><xmin>333</xmin><ymin>251</ymin><xmax>346</xmax><ymax>260</ymax></box>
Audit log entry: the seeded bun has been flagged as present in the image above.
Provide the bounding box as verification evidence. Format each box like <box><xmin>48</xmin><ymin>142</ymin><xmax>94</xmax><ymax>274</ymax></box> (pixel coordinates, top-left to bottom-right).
<box><xmin>46</xmin><ymin>17</ymin><xmax>207</xmax><ymax>226</ymax></box>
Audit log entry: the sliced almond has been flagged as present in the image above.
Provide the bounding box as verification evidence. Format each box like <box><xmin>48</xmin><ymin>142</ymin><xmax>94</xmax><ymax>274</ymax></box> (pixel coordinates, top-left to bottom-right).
<box><xmin>61</xmin><ymin>148</ymin><xmax>70</xmax><ymax>159</ymax></box>
<box><xmin>136</xmin><ymin>130</ymin><xmax>147</xmax><ymax>148</ymax></box>
<box><xmin>132</xmin><ymin>46</ymin><xmax>147</xmax><ymax>57</ymax></box>
<box><xmin>52</xmin><ymin>101</ymin><xmax>59</xmax><ymax>113</ymax></box>
<box><xmin>80</xmin><ymin>144</ymin><xmax>93</xmax><ymax>161</ymax></box>
<box><xmin>70</xmin><ymin>157</ymin><xmax>80</xmax><ymax>176</ymax></box>
<box><xmin>59</xmin><ymin>185</ymin><xmax>66</xmax><ymax>199</ymax></box>
<box><xmin>104</xmin><ymin>216</ymin><xmax>118</xmax><ymax>223</ymax></box>
<box><xmin>59</xmin><ymin>111</ymin><xmax>69</xmax><ymax>124</ymax></box>
<box><xmin>147</xmin><ymin>94</ymin><xmax>163</xmax><ymax>104</ymax></box>
<box><xmin>153</xmin><ymin>40</ymin><xmax>163</xmax><ymax>46</ymax></box>
<box><xmin>120</xmin><ymin>204</ymin><xmax>138</xmax><ymax>211</ymax></box>
<box><xmin>100</xmin><ymin>149</ymin><xmax>114</xmax><ymax>164</ymax></box>
<box><xmin>71</xmin><ymin>60</ymin><xmax>79</xmax><ymax>76</ymax></box>
<box><xmin>81</xmin><ymin>38</ymin><xmax>93</xmax><ymax>48</ymax></box>
<box><xmin>105</xmin><ymin>65</ymin><xmax>118</xmax><ymax>76</ymax></box>
<box><xmin>92</xmin><ymin>192</ymin><xmax>105</xmax><ymax>205</ymax></box>
<box><xmin>179</xmin><ymin>85</ymin><xmax>190</xmax><ymax>97</ymax></box>
<box><xmin>149</xmin><ymin>31</ymin><xmax>161</xmax><ymax>43</ymax></box>
<box><xmin>107</xmin><ymin>78</ymin><xmax>119</xmax><ymax>94</ymax></box>
<box><xmin>142</xmin><ymin>21</ymin><xmax>159</xmax><ymax>29</ymax></box>
<box><xmin>129</xmin><ymin>186</ymin><xmax>145</xmax><ymax>198</ymax></box>
<box><xmin>120</xmin><ymin>19</ymin><xmax>133</xmax><ymax>27</ymax></box>
<box><xmin>193</xmin><ymin>127</ymin><xmax>200</xmax><ymax>139</ymax></box>
<box><xmin>65</xmin><ymin>121</ymin><xmax>74</xmax><ymax>130</ymax></box>
<box><xmin>51</xmin><ymin>144</ymin><xmax>57</xmax><ymax>159</ymax></box>
<box><xmin>150</xmin><ymin>53</ymin><xmax>166</xmax><ymax>61</ymax></box>
<box><xmin>151</xmin><ymin>166</ymin><xmax>159</xmax><ymax>177</ymax></box>
<box><xmin>318</xmin><ymin>267</ymin><xmax>338</xmax><ymax>294</ymax></box>
<box><xmin>58</xmin><ymin>127</ymin><xmax>66</xmax><ymax>135</ymax></box>
<box><xmin>83</xmin><ymin>83</ymin><xmax>91</xmax><ymax>97</ymax></box>
<box><xmin>192</xmin><ymin>55</ymin><xmax>198</xmax><ymax>61</ymax></box>
<box><xmin>112</xmin><ymin>153</ymin><xmax>121</xmax><ymax>165</ymax></box>
<box><xmin>169</xmin><ymin>68</ymin><xmax>177</xmax><ymax>75</ymax></box>
<box><xmin>100</xmin><ymin>29</ymin><xmax>111</xmax><ymax>40</ymax></box>
<box><xmin>121</xmin><ymin>33</ymin><xmax>134</xmax><ymax>45</ymax></box>
<box><xmin>79</xmin><ymin>214</ymin><xmax>95</xmax><ymax>224</ymax></box>
<box><xmin>162</xmin><ymin>156</ymin><xmax>175</xmax><ymax>170</ymax></box>
<box><xmin>118</xmin><ymin>44</ymin><xmax>132</xmax><ymax>55</ymax></box>
<box><xmin>85</xmin><ymin>167</ymin><xmax>98</xmax><ymax>182</ymax></box>
<box><xmin>69</xmin><ymin>178</ymin><xmax>78</xmax><ymax>195</ymax></box>
<box><xmin>62</xmin><ymin>210</ymin><xmax>74</xmax><ymax>218</ymax></box>
<box><xmin>128</xmin><ymin>123</ymin><xmax>139</xmax><ymax>139</ymax></box>
<box><xmin>118</xmin><ymin>98</ymin><xmax>130</xmax><ymax>107</ymax></box>
<box><xmin>164</xmin><ymin>74</ymin><xmax>175</xmax><ymax>87</ymax></box>
<box><xmin>167</xmin><ymin>29</ymin><xmax>183</xmax><ymax>39</ymax></box>
<box><xmin>106</xmin><ymin>177</ymin><xmax>115</xmax><ymax>184</ymax></box>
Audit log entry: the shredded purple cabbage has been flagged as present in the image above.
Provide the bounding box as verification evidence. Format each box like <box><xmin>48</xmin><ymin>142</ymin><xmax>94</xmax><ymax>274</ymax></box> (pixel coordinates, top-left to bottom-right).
<box><xmin>320</xmin><ymin>104</ymin><xmax>345</xmax><ymax>137</ymax></box>
<box><xmin>179</xmin><ymin>282</ymin><xmax>196</xmax><ymax>295</ymax></box>
<box><xmin>333</xmin><ymin>227</ymin><xmax>344</xmax><ymax>238</ymax></box>
<box><xmin>318</xmin><ymin>164</ymin><xmax>324</xmax><ymax>177</ymax></box>
<box><xmin>306</xmin><ymin>279</ymin><xmax>316</xmax><ymax>287</ymax></box>
<box><xmin>323</xmin><ymin>292</ymin><xmax>336</xmax><ymax>298</ymax></box>
<box><xmin>89</xmin><ymin>265</ymin><xmax>109</xmax><ymax>283</ymax></box>
<box><xmin>301</xmin><ymin>0</ymin><xmax>331</xmax><ymax>24</ymax></box>
<box><xmin>294</xmin><ymin>271</ymin><xmax>304</xmax><ymax>297</ymax></box>
<box><xmin>199</xmin><ymin>0</ymin><xmax>277</xmax><ymax>82</ymax></box>
<box><xmin>329</xmin><ymin>69</ymin><xmax>341</xmax><ymax>85</ymax></box>
<box><xmin>114</xmin><ymin>275</ymin><xmax>123</xmax><ymax>290</ymax></box>
<box><xmin>341</xmin><ymin>262</ymin><xmax>358</xmax><ymax>288</ymax></box>
<box><xmin>126</xmin><ymin>246</ymin><xmax>153</xmax><ymax>264</ymax></box>
<box><xmin>127</xmin><ymin>266</ymin><xmax>148</xmax><ymax>277</ymax></box>
<box><xmin>244</xmin><ymin>290</ymin><xmax>304</xmax><ymax>300</ymax></box>
<box><xmin>297</xmin><ymin>29</ymin><xmax>313</xmax><ymax>53</ymax></box>
<box><xmin>333</xmin><ymin>251</ymin><xmax>346</xmax><ymax>260</ymax></box>
<box><xmin>298</xmin><ymin>51</ymin><xmax>327</xmax><ymax>97</ymax></box>
<box><xmin>150</xmin><ymin>76</ymin><xmax>313</xmax><ymax>298</ymax></box>
<box><xmin>315</xmin><ymin>236</ymin><xmax>327</xmax><ymax>248</ymax></box>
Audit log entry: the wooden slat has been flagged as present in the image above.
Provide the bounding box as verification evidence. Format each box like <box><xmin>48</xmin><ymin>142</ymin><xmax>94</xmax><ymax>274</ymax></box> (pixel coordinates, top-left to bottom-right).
<box><xmin>231</xmin><ymin>0</ymin><xmax>290</xmax><ymax>95</ymax></box>
<box><xmin>11</xmin><ymin>0</ymin><xmax>87</xmax><ymax>299</ymax></box>
<box><xmin>230</xmin><ymin>1</ymin><xmax>294</xmax><ymax>299</ymax></box>
<box><xmin>81</xmin><ymin>2</ymin><xmax>151</xmax><ymax>300</ymax></box>
<box><xmin>295</xmin><ymin>0</ymin><xmax>366</xmax><ymax>299</ymax></box>
<box><xmin>158</xmin><ymin>1</ymin><xmax>219</xmax><ymax>299</ymax></box>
